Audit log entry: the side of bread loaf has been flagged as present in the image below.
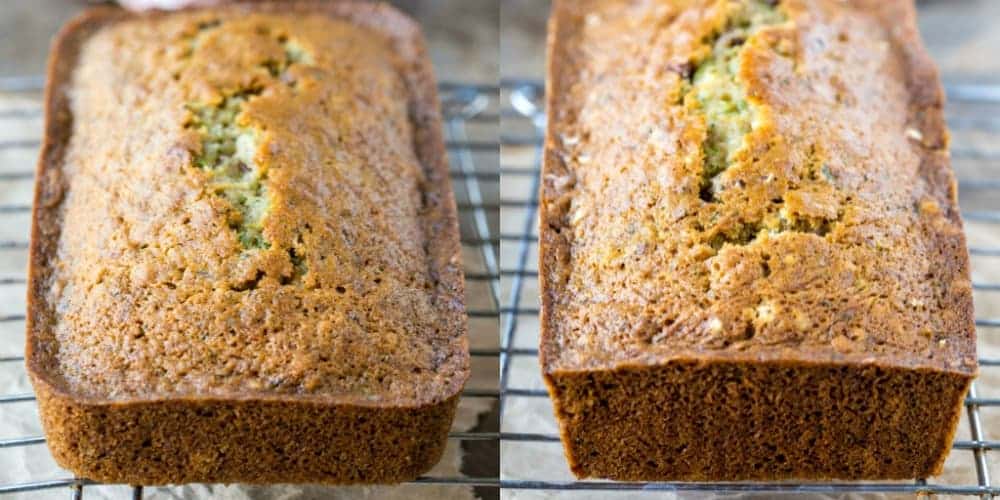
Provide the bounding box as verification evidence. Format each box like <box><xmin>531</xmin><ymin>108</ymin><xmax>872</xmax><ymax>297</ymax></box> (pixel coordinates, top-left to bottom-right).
<box><xmin>540</xmin><ymin>0</ymin><xmax>975</xmax><ymax>480</ymax></box>
<box><xmin>27</xmin><ymin>1</ymin><xmax>467</xmax><ymax>484</ymax></box>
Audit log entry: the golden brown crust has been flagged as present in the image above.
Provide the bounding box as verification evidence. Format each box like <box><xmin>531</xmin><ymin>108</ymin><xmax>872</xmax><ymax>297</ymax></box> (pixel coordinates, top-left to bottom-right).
<box><xmin>540</xmin><ymin>0</ymin><xmax>975</xmax><ymax>481</ymax></box>
<box><xmin>28</xmin><ymin>1</ymin><xmax>467</xmax><ymax>484</ymax></box>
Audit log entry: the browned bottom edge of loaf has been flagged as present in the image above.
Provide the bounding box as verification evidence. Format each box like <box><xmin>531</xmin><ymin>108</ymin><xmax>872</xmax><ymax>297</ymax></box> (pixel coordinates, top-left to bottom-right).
<box><xmin>544</xmin><ymin>359</ymin><xmax>971</xmax><ymax>481</ymax></box>
<box><xmin>33</xmin><ymin>378</ymin><xmax>458</xmax><ymax>485</ymax></box>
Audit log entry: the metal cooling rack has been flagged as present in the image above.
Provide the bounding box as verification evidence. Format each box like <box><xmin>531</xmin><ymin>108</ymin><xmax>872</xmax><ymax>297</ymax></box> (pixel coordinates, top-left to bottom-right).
<box><xmin>0</xmin><ymin>77</ymin><xmax>501</xmax><ymax>498</ymax></box>
<box><xmin>498</xmin><ymin>79</ymin><xmax>1000</xmax><ymax>498</ymax></box>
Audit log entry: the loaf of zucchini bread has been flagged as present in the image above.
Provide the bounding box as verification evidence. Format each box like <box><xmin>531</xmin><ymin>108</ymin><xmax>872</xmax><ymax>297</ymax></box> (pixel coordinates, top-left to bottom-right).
<box><xmin>27</xmin><ymin>1</ymin><xmax>467</xmax><ymax>484</ymax></box>
<box><xmin>540</xmin><ymin>0</ymin><xmax>976</xmax><ymax>480</ymax></box>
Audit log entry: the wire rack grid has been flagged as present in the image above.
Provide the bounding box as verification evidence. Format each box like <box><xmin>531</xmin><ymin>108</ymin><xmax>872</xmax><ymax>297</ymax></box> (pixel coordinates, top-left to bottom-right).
<box><xmin>0</xmin><ymin>76</ymin><xmax>501</xmax><ymax>498</ymax></box>
<box><xmin>498</xmin><ymin>79</ymin><xmax>1000</xmax><ymax>498</ymax></box>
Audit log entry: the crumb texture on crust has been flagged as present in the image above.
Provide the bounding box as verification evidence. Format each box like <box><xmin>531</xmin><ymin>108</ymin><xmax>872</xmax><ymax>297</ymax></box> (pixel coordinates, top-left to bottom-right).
<box><xmin>30</xmin><ymin>6</ymin><xmax>466</xmax><ymax>404</ymax></box>
<box><xmin>540</xmin><ymin>0</ymin><xmax>975</xmax><ymax>374</ymax></box>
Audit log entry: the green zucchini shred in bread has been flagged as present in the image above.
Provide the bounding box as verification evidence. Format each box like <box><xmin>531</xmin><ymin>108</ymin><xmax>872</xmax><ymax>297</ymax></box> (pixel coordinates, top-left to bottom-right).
<box><xmin>284</xmin><ymin>39</ymin><xmax>312</xmax><ymax>64</ymax></box>
<box><xmin>187</xmin><ymin>94</ymin><xmax>270</xmax><ymax>249</ymax></box>
<box><xmin>186</xmin><ymin>38</ymin><xmax>312</xmax><ymax>250</ymax></box>
<box><xmin>691</xmin><ymin>0</ymin><xmax>785</xmax><ymax>200</ymax></box>
<box><xmin>263</xmin><ymin>39</ymin><xmax>313</xmax><ymax>76</ymax></box>
<box><xmin>187</xmin><ymin>33</ymin><xmax>314</xmax><ymax>250</ymax></box>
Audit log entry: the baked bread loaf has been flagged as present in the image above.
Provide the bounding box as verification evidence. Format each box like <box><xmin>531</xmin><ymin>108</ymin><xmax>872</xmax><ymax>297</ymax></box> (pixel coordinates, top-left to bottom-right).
<box><xmin>540</xmin><ymin>0</ymin><xmax>975</xmax><ymax>481</ymax></box>
<box><xmin>27</xmin><ymin>2</ymin><xmax>468</xmax><ymax>485</ymax></box>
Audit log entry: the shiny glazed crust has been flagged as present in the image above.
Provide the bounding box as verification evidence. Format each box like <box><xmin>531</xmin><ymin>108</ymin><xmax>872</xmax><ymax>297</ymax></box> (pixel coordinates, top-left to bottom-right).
<box><xmin>540</xmin><ymin>0</ymin><xmax>975</xmax><ymax>480</ymax></box>
<box><xmin>27</xmin><ymin>2</ymin><xmax>467</xmax><ymax>485</ymax></box>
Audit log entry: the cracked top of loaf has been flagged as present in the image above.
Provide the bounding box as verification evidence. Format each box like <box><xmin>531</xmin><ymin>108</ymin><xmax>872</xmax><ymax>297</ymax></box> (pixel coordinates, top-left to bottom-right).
<box><xmin>540</xmin><ymin>0</ymin><xmax>976</xmax><ymax>374</ymax></box>
<box><xmin>28</xmin><ymin>3</ymin><xmax>468</xmax><ymax>404</ymax></box>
